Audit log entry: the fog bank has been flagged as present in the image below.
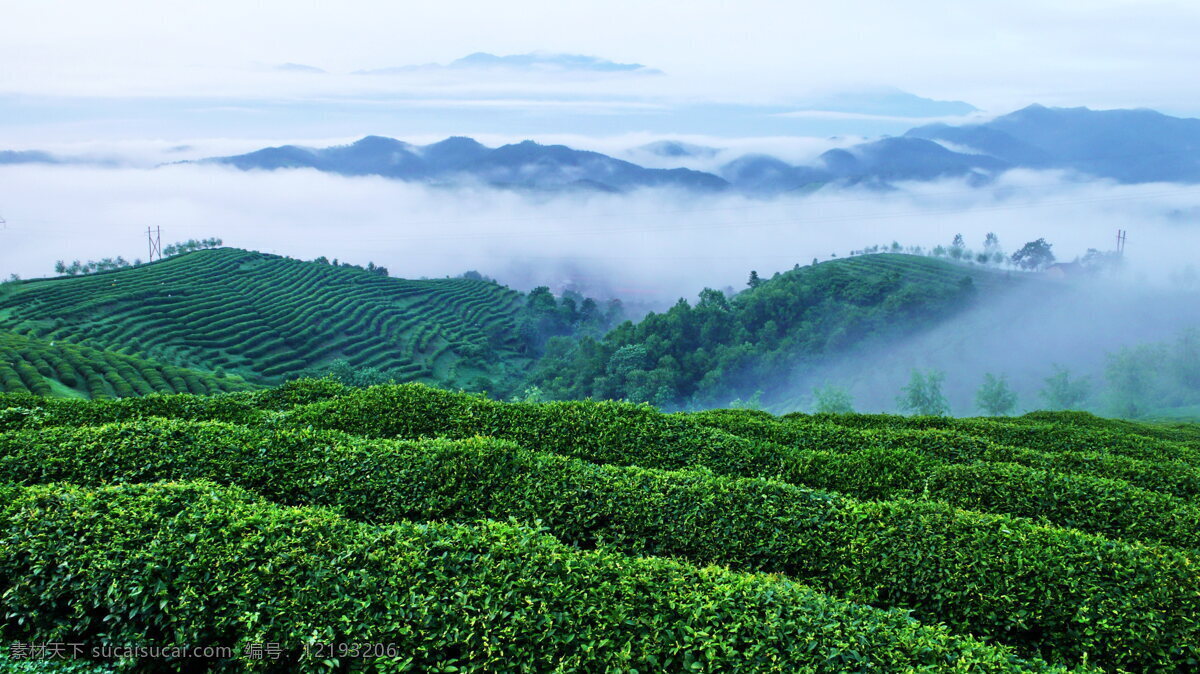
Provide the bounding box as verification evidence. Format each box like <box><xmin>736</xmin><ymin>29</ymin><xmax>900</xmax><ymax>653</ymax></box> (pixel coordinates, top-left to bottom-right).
<box><xmin>2</xmin><ymin>163</ymin><xmax>1199</xmax><ymax>307</ymax></box>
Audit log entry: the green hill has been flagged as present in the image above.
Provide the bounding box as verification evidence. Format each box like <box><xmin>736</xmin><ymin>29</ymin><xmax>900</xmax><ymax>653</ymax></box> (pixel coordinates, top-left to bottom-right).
<box><xmin>531</xmin><ymin>253</ymin><xmax>1028</xmax><ymax>407</ymax></box>
<box><xmin>0</xmin><ymin>251</ymin><xmax>1032</xmax><ymax>405</ymax></box>
<box><xmin>2</xmin><ymin>380</ymin><xmax>1197</xmax><ymax>671</ymax></box>
<box><xmin>0</xmin><ymin>248</ymin><xmax>533</xmax><ymax>391</ymax></box>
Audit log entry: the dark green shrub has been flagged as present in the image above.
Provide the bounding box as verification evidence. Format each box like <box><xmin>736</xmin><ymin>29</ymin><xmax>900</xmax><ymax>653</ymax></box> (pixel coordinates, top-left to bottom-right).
<box><xmin>2</xmin><ymin>420</ymin><xmax>1195</xmax><ymax>670</ymax></box>
<box><xmin>0</xmin><ymin>481</ymin><xmax>1053</xmax><ymax>673</ymax></box>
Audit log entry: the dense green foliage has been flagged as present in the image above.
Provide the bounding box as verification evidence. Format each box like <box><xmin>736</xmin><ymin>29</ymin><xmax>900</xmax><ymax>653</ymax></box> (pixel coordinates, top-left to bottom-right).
<box><xmin>1102</xmin><ymin>328</ymin><xmax>1200</xmax><ymax>417</ymax></box>
<box><xmin>1</xmin><ymin>333</ymin><xmax>1197</xmax><ymax>672</ymax></box>
<box><xmin>0</xmin><ymin>330</ymin><xmax>252</xmax><ymax>399</ymax></box>
<box><xmin>528</xmin><ymin>254</ymin><xmax>1017</xmax><ymax>408</ymax></box>
<box><xmin>897</xmin><ymin>369</ymin><xmax>951</xmax><ymax>416</ymax></box>
<box><xmin>687</xmin><ymin>409</ymin><xmax>1200</xmax><ymax>549</ymax></box>
<box><xmin>0</xmin><ymin>481</ymin><xmax>1060</xmax><ymax>672</ymax></box>
<box><xmin>3</xmin><ymin>413</ymin><xmax>1198</xmax><ymax>670</ymax></box>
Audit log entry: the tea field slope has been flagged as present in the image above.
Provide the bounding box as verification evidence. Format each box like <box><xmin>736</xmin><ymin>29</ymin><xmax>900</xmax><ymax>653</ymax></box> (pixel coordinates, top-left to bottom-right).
<box><xmin>0</xmin><ymin>248</ymin><xmax>529</xmax><ymax>388</ymax></box>
<box><xmin>0</xmin><ymin>329</ymin><xmax>253</xmax><ymax>398</ymax></box>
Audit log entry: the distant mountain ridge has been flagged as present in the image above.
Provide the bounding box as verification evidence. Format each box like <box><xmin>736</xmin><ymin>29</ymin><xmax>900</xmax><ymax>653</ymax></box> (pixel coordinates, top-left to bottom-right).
<box><xmin>195</xmin><ymin>105</ymin><xmax>1200</xmax><ymax>192</ymax></box>
<box><xmin>201</xmin><ymin>136</ymin><xmax>729</xmax><ymax>193</ymax></box>
<box><xmin>906</xmin><ymin>104</ymin><xmax>1200</xmax><ymax>183</ymax></box>
<box><xmin>9</xmin><ymin>104</ymin><xmax>1200</xmax><ymax>192</ymax></box>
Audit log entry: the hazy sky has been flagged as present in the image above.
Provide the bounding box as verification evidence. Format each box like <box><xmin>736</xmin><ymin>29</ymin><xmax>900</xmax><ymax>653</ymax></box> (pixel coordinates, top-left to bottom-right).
<box><xmin>4</xmin><ymin>1</ymin><xmax>1200</xmax><ymax>122</ymax></box>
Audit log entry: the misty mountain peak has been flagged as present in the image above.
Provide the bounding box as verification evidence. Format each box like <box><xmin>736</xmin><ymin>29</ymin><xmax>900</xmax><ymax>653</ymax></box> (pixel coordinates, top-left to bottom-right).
<box><xmin>351</xmin><ymin>135</ymin><xmax>412</xmax><ymax>151</ymax></box>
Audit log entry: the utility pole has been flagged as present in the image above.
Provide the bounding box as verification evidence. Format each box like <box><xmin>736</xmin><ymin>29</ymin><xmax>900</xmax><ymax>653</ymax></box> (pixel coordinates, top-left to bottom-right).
<box><xmin>147</xmin><ymin>226</ymin><xmax>162</xmax><ymax>261</ymax></box>
<box><xmin>1116</xmin><ymin>229</ymin><xmax>1127</xmax><ymax>255</ymax></box>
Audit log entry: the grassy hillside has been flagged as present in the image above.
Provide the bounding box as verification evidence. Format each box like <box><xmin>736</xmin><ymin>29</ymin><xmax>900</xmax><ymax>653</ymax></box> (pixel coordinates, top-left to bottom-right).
<box><xmin>531</xmin><ymin>253</ymin><xmax>1028</xmax><ymax>407</ymax></box>
<box><xmin>2</xmin><ymin>380</ymin><xmax>1197</xmax><ymax>671</ymax></box>
<box><xmin>0</xmin><ymin>248</ymin><xmax>531</xmax><ymax>390</ymax></box>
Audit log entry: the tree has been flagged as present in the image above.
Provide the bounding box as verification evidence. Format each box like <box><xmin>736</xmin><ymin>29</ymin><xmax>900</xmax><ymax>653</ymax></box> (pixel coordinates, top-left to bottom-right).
<box><xmin>950</xmin><ymin>233</ymin><xmax>965</xmax><ymax>259</ymax></box>
<box><xmin>1078</xmin><ymin>248</ymin><xmax>1121</xmax><ymax>275</ymax></box>
<box><xmin>512</xmin><ymin>385</ymin><xmax>545</xmax><ymax>403</ymax></box>
<box><xmin>983</xmin><ymin>232</ymin><xmax>1000</xmax><ymax>252</ymax></box>
<box><xmin>1104</xmin><ymin>344</ymin><xmax>1166</xmax><ymax>418</ymax></box>
<box><xmin>728</xmin><ymin>390</ymin><xmax>764</xmax><ymax>410</ymax></box>
<box><xmin>812</xmin><ymin>383</ymin><xmax>854</xmax><ymax>414</ymax></box>
<box><xmin>1038</xmin><ymin>364</ymin><xmax>1091</xmax><ymax>410</ymax></box>
<box><xmin>976</xmin><ymin>373</ymin><xmax>1017</xmax><ymax>415</ymax></box>
<box><xmin>1011</xmin><ymin>238</ymin><xmax>1055</xmax><ymax>270</ymax></box>
<box><xmin>897</xmin><ymin>369</ymin><xmax>950</xmax><ymax>416</ymax></box>
<box><xmin>1174</xmin><ymin>328</ymin><xmax>1200</xmax><ymax>390</ymax></box>
<box><xmin>747</xmin><ymin>270</ymin><xmax>762</xmax><ymax>289</ymax></box>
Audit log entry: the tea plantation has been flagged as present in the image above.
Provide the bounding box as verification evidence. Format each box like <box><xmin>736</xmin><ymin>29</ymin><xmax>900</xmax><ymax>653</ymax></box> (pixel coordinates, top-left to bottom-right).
<box><xmin>0</xmin><ymin>248</ymin><xmax>528</xmax><ymax>390</ymax></box>
<box><xmin>0</xmin><ymin>330</ymin><xmax>253</xmax><ymax>399</ymax></box>
<box><xmin>1</xmin><ymin>379</ymin><xmax>1197</xmax><ymax>671</ymax></box>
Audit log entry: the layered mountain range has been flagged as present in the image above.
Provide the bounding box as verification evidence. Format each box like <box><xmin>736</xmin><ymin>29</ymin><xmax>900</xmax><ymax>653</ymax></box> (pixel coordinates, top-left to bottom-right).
<box><xmin>198</xmin><ymin>105</ymin><xmax>1200</xmax><ymax>192</ymax></box>
<box><xmin>202</xmin><ymin>135</ymin><xmax>730</xmax><ymax>193</ymax></box>
<box><xmin>6</xmin><ymin>105</ymin><xmax>1200</xmax><ymax>193</ymax></box>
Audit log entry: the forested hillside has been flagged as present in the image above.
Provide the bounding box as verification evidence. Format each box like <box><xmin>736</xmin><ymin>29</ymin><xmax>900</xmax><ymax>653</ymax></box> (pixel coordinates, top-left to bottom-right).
<box><xmin>530</xmin><ymin>254</ymin><xmax>1024</xmax><ymax>407</ymax></box>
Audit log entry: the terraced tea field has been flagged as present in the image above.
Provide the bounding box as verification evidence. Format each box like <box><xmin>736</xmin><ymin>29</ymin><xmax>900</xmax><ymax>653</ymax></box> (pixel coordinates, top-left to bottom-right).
<box><xmin>1</xmin><ymin>380</ymin><xmax>1196</xmax><ymax>671</ymax></box>
<box><xmin>0</xmin><ymin>330</ymin><xmax>251</xmax><ymax>398</ymax></box>
<box><xmin>0</xmin><ymin>248</ymin><xmax>528</xmax><ymax>392</ymax></box>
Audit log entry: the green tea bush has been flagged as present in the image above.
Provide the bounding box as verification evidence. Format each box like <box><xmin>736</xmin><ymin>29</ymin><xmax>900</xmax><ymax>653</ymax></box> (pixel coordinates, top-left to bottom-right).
<box><xmin>281</xmin><ymin>383</ymin><xmax>790</xmax><ymax>477</ymax></box>
<box><xmin>787</xmin><ymin>411</ymin><xmax>1200</xmax><ymax>465</ymax></box>
<box><xmin>689</xmin><ymin>412</ymin><xmax>1200</xmax><ymax>548</ymax></box>
<box><xmin>0</xmin><ymin>481</ymin><xmax>1054</xmax><ymax>673</ymax></box>
<box><xmin>281</xmin><ymin>385</ymin><xmax>1200</xmax><ymax>549</ymax></box>
<box><xmin>3</xmin><ymin>420</ymin><xmax>1196</xmax><ymax>670</ymax></box>
<box><xmin>923</xmin><ymin>462</ymin><xmax>1200</xmax><ymax>549</ymax></box>
<box><xmin>0</xmin><ymin>392</ymin><xmax>266</xmax><ymax>432</ymax></box>
<box><xmin>696</xmin><ymin>408</ymin><xmax>1200</xmax><ymax>501</ymax></box>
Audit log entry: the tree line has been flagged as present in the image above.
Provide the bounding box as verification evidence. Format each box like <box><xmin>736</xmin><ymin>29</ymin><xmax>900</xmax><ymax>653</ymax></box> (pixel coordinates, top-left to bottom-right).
<box><xmin>849</xmin><ymin>233</ymin><xmax>1123</xmax><ymax>274</ymax></box>
<box><xmin>54</xmin><ymin>237</ymin><xmax>224</xmax><ymax>276</ymax></box>
<box><xmin>809</xmin><ymin>329</ymin><xmax>1200</xmax><ymax>418</ymax></box>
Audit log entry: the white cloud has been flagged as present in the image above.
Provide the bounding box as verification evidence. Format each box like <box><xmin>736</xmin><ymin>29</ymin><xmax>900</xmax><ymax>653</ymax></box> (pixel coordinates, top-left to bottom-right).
<box><xmin>2</xmin><ymin>163</ymin><xmax>1198</xmax><ymax>303</ymax></box>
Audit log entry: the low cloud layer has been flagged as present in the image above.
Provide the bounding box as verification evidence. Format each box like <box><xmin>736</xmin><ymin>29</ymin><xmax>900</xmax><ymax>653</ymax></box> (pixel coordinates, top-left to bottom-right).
<box><xmin>2</xmin><ymin>162</ymin><xmax>1199</xmax><ymax>306</ymax></box>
